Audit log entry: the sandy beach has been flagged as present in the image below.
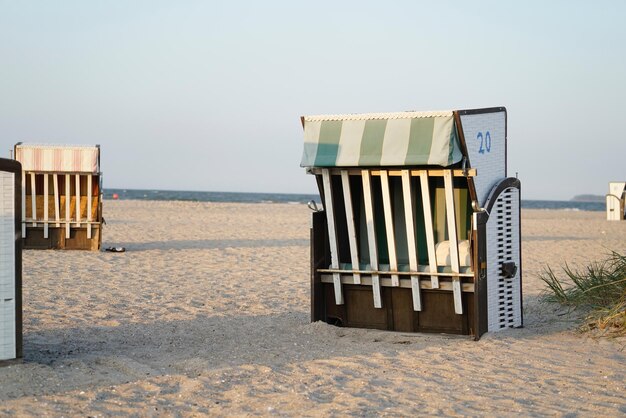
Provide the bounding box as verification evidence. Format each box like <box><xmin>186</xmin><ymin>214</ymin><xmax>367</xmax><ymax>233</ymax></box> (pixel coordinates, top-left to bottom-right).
<box><xmin>0</xmin><ymin>200</ymin><xmax>625</xmax><ymax>416</ymax></box>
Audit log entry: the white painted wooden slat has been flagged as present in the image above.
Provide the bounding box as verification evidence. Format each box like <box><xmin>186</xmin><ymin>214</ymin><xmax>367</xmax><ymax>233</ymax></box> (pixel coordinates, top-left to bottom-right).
<box><xmin>402</xmin><ymin>170</ymin><xmax>421</xmax><ymax>311</ymax></box>
<box><xmin>43</xmin><ymin>173</ymin><xmax>48</xmax><ymax>238</ymax></box>
<box><xmin>0</xmin><ymin>299</ymin><xmax>16</xmax><ymax>361</ymax></box>
<box><xmin>87</xmin><ymin>174</ymin><xmax>92</xmax><ymax>239</ymax></box>
<box><xmin>380</xmin><ymin>170</ymin><xmax>399</xmax><ymax>287</ymax></box>
<box><xmin>30</xmin><ymin>173</ymin><xmax>36</xmax><ymax>227</ymax></box>
<box><xmin>75</xmin><ymin>175</ymin><xmax>80</xmax><ymax>227</ymax></box>
<box><xmin>53</xmin><ymin>174</ymin><xmax>60</xmax><ymax>227</ymax></box>
<box><xmin>0</xmin><ymin>171</ymin><xmax>15</xmax><ymax>301</ymax></box>
<box><xmin>419</xmin><ymin>172</ymin><xmax>439</xmax><ymax>288</ymax></box>
<box><xmin>444</xmin><ymin>169</ymin><xmax>463</xmax><ymax>314</ymax></box>
<box><xmin>21</xmin><ymin>171</ymin><xmax>25</xmax><ymax>238</ymax></box>
<box><xmin>341</xmin><ymin>170</ymin><xmax>360</xmax><ymax>285</ymax></box>
<box><xmin>322</xmin><ymin>169</ymin><xmax>343</xmax><ymax>305</ymax></box>
<box><xmin>362</xmin><ymin>170</ymin><xmax>382</xmax><ymax>308</ymax></box>
<box><xmin>65</xmin><ymin>174</ymin><xmax>70</xmax><ymax>239</ymax></box>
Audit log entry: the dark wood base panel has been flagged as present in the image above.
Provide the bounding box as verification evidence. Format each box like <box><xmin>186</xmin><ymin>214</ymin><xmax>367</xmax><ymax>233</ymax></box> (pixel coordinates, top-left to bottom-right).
<box><xmin>23</xmin><ymin>226</ymin><xmax>101</xmax><ymax>251</ymax></box>
<box><xmin>317</xmin><ymin>283</ymin><xmax>475</xmax><ymax>335</ymax></box>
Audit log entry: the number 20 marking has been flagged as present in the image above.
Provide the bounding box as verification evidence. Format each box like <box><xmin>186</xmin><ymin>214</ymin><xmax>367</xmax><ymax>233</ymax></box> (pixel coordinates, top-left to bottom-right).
<box><xmin>477</xmin><ymin>131</ymin><xmax>491</xmax><ymax>154</ymax></box>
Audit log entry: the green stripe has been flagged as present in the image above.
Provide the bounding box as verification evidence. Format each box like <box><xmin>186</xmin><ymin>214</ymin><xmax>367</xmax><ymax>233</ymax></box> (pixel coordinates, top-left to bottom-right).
<box><xmin>359</xmin><ymin>119</ymin><xmax>387</xmax><ymax>166</ymax></box>
<box><xmin>405</xmin><ymin>118</ymin><xmax>435</xmax><ymax>164</ymax></box>
<box><xmin>434</xmin><ymin>185</ymin><xmax>446</xmax><ymax>242</ymax></box>
<box><xmin>314</xmin><ymin>120</ymin><xmax>342</xmax><ymax>166</ymax></box>
<box><xmin>447</xmin><ymin>123</ymin><xmax>460</xmax><ymax>165</ymax></box>
<box><xmin>454</xmin><ymin>185</ymin><xmax>470</xmax><ymax>240</ymax></box>
<box><xmin>301</xmin><ymin>142</ymin><xmax>318</xmax><ymax>167</ymax></box>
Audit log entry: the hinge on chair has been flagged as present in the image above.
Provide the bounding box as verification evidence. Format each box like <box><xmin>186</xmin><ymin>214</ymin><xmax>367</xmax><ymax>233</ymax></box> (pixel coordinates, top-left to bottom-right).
<box><xmin>308</xmin><ymin>200</ymin><xmax>322</xmax><ymax>212</ymax></box>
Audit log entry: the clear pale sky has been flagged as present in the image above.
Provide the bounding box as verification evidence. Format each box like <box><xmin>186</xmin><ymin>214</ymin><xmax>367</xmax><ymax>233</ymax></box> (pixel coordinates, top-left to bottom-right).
<box><xmin>1</xmin><ymin>1</ymin><xmax>624</xmax><ymax>200</ymax></box>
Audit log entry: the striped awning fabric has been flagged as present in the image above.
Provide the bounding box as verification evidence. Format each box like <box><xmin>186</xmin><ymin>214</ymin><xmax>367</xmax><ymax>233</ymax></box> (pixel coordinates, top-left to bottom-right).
<box><xmin>300</xmin><ymin>111</ymin><xmax>462</xmax><ymax>167</ymax></box>
<box><xmin>15</xmin><ymin>144</ymin><xmax>100</xmax><ymax>173</ymax></box>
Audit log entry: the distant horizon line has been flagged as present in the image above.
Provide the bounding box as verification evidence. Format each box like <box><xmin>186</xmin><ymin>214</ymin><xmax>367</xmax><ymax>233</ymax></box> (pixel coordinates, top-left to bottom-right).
<box><xmin>102</xmin><ymin>187</ymin><xmax>601</xmax><ymax>203</ymax></box>
<box><xmin>104</xmin><ymin>186</ymin><xmax>318</xmax><ymax>196</ymax></box>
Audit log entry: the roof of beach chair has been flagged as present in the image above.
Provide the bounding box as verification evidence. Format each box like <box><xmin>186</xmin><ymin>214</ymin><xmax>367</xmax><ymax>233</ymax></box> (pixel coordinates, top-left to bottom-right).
<box><xmin>300</xmin><ymin>110</ymin><xmax>463</xmax><ymax>168</ymax></box>
<box><xmin>14</xmin><ymin>143</ymin><xmax>100</xmax><ymax>173</ymax></box>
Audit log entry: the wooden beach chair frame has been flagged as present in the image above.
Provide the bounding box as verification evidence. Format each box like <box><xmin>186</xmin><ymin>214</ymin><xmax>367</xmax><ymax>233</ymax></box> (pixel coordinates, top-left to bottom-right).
<box><xmin>0</xmin><ymin>158</ymin><xmax>22</xmax><ymax>364</ymax></box>
<box><xmin>302</xmin><ymin>107</ymin><xmax>523</xmax><ymax>340</ymax></box>
<box><xmin>606</xmin><ymin>182</ymin><xmax>626</xmax><ymax>221</ymax></box>
<box><xmin>14</xmin><ymin>143</ymin><xmax>103</xmax><ymax>250</ymax></box>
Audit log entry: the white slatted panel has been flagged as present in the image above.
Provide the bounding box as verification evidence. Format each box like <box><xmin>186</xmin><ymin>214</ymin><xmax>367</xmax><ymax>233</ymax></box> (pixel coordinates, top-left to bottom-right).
<box><xmin>362</xmin><ymin>170</ymin><xmax>382</xmax><ymax>308</ymax></box>
<box><xmin>0</xmin><ymin>300</ymin><xmax>16</xmax><ymax>361</ymax></box>
<box><xmin>53</xmin><ymin>174</ymin><xmax>60</xmax><ymax>227</ymax></box>
<box><xmin>20</xmin><ymin>171</ymin><xmax>25</xmax><ymax>238</ymax></box>
<box><xmin>43</xmin><ymin>173</ymin><xmax>49</xmax><ymax>238</ymax></box>
<box><xmin>380</xmin><ymin>170</ymin><xmax>399</xmax><ymax>286</ymax></box>
<box><xmin>487</xmin><ymin>187</ymin><xmax>522</xmax><ymax>331</ymax></box>
<box><xmin>65</xmin><ymin>174</ymin><xmax>70</xmax><ymax>238</ymax></box>
<box><xmin>87</xmin><ymin>174</ymin><xmax>92</xmax><ymax>239</ymax></box>
<box><xmin>444</xmin><ymin>170</ymin><xmax>463</xmax><ymax>314</ymax></box>
<box><xmin>30</xmin><ymin>173</ymin><xmax>36</xmax><ymax>227</ymax></box>
<box><xmin>0</xmin><ymin>171</ymin><xmax>16</xmax><ymax>361</ymax></box>
<box><xmin>606</xmin><ymin>182</ymin><xmax>626</xmax><ymax>221</ymax></box>
<box><xmin>0</xmin><ymin>172</ymin><xmax>15</xmax><ymax>299</ymax></box>
<box><xmin>419</xmin><ymin>172</ymin><xmax>439</xmax><ymax>288</ymax></box>
<box><xmin>322</xmin><ymin>169</ymin><xmax>343</xmax><ymax>305</ymax></box>
<box><xmin>401</xmin><ymin>170</ymin><xmax>421</xmax><ymax>311</ymax></box>
<box><xmin>75</xmin><ymin>174</ymin><xmax>81</xmax><ymax>227</ymax></box>
<box><xmin>341</xmin><ymin>171</ymin><xmax>360</xmax><ymax>284</ymax></box>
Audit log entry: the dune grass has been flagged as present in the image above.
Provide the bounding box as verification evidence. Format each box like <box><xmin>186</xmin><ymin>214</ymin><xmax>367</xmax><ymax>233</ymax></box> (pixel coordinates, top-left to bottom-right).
<box><xmin>540</xmin><ymin>250</ymin><xmax>626</xmax><ymax>336</ymax></box>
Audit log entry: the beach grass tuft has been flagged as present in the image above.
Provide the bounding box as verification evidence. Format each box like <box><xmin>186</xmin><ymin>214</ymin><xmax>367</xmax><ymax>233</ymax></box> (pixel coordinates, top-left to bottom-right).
<box><xmin>540</xmin><ymin>250</ymin><xmax>626</xmax><ymax>336</ymax></box>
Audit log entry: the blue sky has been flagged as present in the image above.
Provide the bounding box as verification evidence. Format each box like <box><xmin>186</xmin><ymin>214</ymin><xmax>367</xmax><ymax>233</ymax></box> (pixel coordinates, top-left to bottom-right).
<box><xmin>1</xmin><ymin>1</ymin><xmax>624</xmax><ymax>199</ymax></box>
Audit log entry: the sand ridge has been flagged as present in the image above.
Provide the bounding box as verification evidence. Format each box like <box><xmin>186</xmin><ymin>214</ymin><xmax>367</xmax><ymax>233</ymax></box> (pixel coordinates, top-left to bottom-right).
<box><xmin>0</xmin><ymin>201</ymin><xmax>624</xmax><ymax>416</ymax></box>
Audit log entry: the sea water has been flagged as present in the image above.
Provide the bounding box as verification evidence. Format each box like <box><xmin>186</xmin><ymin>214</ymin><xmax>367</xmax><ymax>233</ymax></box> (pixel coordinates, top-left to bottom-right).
<box><xmin>103</xmin><ymin>188</ymin><xmax>604</xmax><ymax>212</ymax></box>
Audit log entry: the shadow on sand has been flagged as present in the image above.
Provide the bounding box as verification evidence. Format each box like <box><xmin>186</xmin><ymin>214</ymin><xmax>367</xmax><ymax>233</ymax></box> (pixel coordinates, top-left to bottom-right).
<box><xmin>0</xmin><ymin>295</ymin><xmax>579</xmax><ymax>401</ymax></box>
<box><xmin>102</xmin><ymin>238</ymin><xmax>309</xmax><ymax>252</ymax></box>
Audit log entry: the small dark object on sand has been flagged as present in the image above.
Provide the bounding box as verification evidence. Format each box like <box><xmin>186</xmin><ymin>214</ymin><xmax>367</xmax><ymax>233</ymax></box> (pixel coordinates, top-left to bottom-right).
<box><xmin>105</xmin><ymin>247</ymin><xmax>126</xmax><ymax>253</ymax></box>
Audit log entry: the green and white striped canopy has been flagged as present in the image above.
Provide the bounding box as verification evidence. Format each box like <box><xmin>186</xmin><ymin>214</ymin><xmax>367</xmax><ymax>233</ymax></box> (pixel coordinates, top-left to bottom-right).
<box><xmin>300</xmin><ymin>111</ymin><xmax>463</xmax><ymax>168</ymax></box>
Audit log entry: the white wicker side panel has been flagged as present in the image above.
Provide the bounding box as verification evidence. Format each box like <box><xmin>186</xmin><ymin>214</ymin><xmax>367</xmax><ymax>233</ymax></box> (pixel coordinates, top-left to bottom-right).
<box><xmin>0</xmin><ymin>300</ymin><xmax>16</xmax><ymax>360</ymax></box>
<box><xmin>606</xmin><ymin>182</ymin><xmax>626</xmax><ymax>221</ymax></box>
<box><xmin>0</xmin><ymin>171</ymin><xmax>15</xmax><ymax>299</ymax></box>
<box><xmin>487</xmin><ymin>187</ymin><xmax>522</xmax><ymax>332</ymax></box>
<box><xmin>0</xmin><ymin>171</ymin><xmax>16</xmax><ymax>360</ymax></box>
<box><xmin>460</xmin><ymin>111</ymin><xmax>506</xmax><ymax>207</ymax></box>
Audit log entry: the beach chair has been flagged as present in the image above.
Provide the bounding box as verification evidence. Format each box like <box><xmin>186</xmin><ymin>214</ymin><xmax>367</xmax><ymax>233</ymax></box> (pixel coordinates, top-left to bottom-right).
<box><xmin>0</xmin><ymin>158</ymin><xmax>22</xmax><ymax>364</ymax></box>
<box><xmin>14</xmin><ymin>143</ymin><xmax>103</xmax><ymax>250</ymax></box>
<box><xmin>606</xmin><ymin>182</ymin><xmax>626</xmax><ymax>221</ymax></box>
<box><xmin>301</xmin><ymin>107</ymin><xmax>522</xmax><ymax>340</ymax></box>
